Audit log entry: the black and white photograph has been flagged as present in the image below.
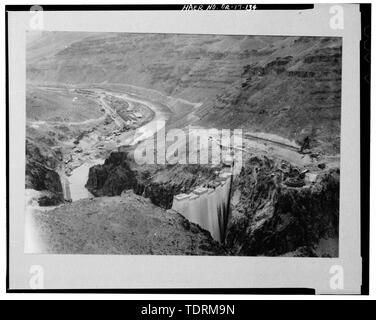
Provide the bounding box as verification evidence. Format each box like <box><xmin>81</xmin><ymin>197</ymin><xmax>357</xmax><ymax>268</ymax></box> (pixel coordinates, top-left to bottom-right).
<box><xmin>25</xmin><ymin>31</ymin><xmax>341</xmax><ymax>257</ymax></box>
<box><xmin>5</xmin><ymin>3</ymin><xmax>370</xmax><ymax>295</ymax></box>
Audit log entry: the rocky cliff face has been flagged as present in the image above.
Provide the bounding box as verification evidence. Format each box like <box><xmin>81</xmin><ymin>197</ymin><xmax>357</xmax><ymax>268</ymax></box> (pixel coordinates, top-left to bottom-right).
<box><xmin>133</xmin><ymin>164</ymin><xmax>219</xmax><ymax>209</ymax></box>
<box><xmin>25</xmin><ymin>139</ymin><xmax>64</xmax><ymax>205</ymax></box>
<box><xmin>86</xmin><ymin>151</ymin><xmax>219</xmax><ymax>209</ymax></box>
<box><xmin>199</xmin><ymin>40</ymin><xmax>342</xmax><ymax>154</ymax></box>
<box><xmin>225</xmin><ymin>156</ymin><xmax>339</xmax><ymax>257</ymax></box>
<box><xmin>86</xmin><ymin>152</ymin><xmax>137</xmax><ymax>197</ymax></box>
<box><xmin>27</xmin><ymin>32</ymin><xmax>342</xmax><ymax>154</ymax></box>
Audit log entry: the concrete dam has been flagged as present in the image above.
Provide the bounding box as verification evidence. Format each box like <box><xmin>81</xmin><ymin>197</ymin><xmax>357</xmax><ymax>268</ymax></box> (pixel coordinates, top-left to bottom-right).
<box><xmin>171</xmin><ymin>169</ymin><xmax>234</xmax><ymax>243</ymax></box>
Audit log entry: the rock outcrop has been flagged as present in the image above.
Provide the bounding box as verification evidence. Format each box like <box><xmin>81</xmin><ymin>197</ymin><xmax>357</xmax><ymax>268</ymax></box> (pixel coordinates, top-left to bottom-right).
<box><xmin>86</xmin><ymin>151</ymin><xmax>219</xmax><ymax>209</ymax></box>
<box><xmin>225</xmin><ymin>156</ymin><xmax>339</xmax><ymax>257</ymax></box>
<box><xmin>86</xmin><ymin>152</ymin><xmax>137</xmax><ymax>197</ymax></box>
<box><xmin>25</xmin><ymin>139</ymin><xmax>64</xmax><ymax>206</ymax></box>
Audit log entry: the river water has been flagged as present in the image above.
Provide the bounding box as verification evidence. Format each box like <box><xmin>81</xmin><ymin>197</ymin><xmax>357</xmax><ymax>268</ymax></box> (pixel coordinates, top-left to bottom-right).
<box><xmin>64</xmin><ymin>159</ymin><xmax>104</xmax><ymax>202</ymax></box>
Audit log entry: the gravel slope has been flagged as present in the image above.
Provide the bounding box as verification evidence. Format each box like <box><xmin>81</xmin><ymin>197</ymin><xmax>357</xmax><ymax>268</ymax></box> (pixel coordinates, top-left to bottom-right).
<box><xmin>32</xmin><ymin>191</ymin><xmax>226</xmax><ymax>255</ymax></box>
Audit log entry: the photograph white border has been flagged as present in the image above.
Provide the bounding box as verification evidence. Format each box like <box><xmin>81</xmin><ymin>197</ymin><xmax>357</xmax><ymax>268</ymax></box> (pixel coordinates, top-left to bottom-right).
<box><xmin>7</xmin><ymin>3</ymin><xmax>362</xmax><ymax>294</ymax></box>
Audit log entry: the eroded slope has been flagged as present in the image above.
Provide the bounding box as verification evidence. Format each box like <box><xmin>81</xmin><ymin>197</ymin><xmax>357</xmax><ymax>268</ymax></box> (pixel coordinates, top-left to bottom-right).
<box><xmin>33</xmin><ymin>190</ymin><xmax>226</xmax><ymax>255</ymax></box>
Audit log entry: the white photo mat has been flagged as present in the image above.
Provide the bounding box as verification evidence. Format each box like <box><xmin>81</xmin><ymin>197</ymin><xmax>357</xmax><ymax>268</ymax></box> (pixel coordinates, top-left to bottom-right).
<box><xmin>8</xmin><ymin>4</ymin><xmax>362</xmax><ymax>293</ymax></box>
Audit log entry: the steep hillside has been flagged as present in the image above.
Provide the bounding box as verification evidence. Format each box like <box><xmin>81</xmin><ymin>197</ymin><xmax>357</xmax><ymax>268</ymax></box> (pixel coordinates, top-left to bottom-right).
<box><xmin>26</xmin><ymin>86</ymin><xmax>103</xmax><ymax>122</ymax></box>
<box><xmin>25</xmin><ymin>139</ymin><xmax>64</xmax><ymax>205</ymax></box>
<box><xmin>27</xmin><ymin>32</ymin><xmax>342</xmax><ymax>154</ymax></box>
<box><xmin>225</xmin><ymin>156</ymin><xmax>339</xmax><ymax>257</ymax></box>
<box><xmin>26</xmin><ymin>31</ymin><xmax>94</xmax><ymax>63</ymax></box>
<box><xmin>33</xmin><ymin>190</ymin><xmax>226</xmax><ymax>255</ymax></box>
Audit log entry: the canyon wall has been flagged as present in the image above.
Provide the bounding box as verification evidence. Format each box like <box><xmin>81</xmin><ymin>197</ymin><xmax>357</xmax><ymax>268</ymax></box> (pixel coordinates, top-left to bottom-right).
<box><xmin>25</xmin><ymin>139</ymin><xmax>64</xmax><ymax>206</ymax></box>
<box><xmin>27</xmin><ymin>32</ymin><xmax>342</xmax><ymax>154</ymax></box>
<box><xmin>225</xmin><ymin>156</ymin><xmax>339</xmax><ymax>257</ymax></box>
